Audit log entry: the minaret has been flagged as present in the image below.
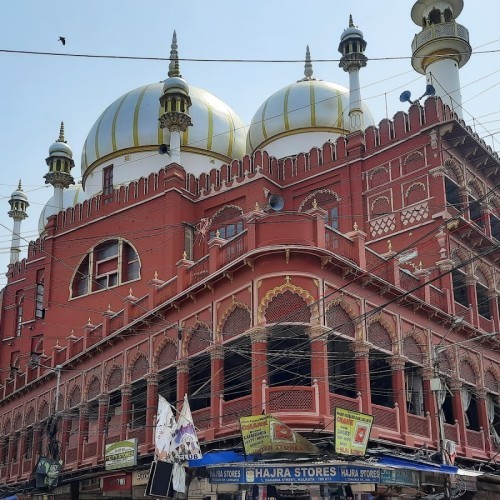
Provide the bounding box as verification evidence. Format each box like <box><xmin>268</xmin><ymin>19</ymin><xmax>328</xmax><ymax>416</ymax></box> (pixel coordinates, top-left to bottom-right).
<box><xmin>338</xmin><ymin>15</ymin><xmax>368</xmax><ymax>132</ymax></box>
<box><xmin>44</xmin><ymin>122</ymin><xmax>75</xmax><ymax>211</ymax></box>
<box><xmin>159</xmin><ymin>31</ymin><xmax>192</xmax><ymax>166</ymax></box>
<box><xmin>411</xmin><ymin>0</ymin><xmax>471</xmax><ymax>118</ymax></box>
<box><xmin>8</xmin><ymin>181</ymin><xmax>29</xmax><ymax>264</ymax></box>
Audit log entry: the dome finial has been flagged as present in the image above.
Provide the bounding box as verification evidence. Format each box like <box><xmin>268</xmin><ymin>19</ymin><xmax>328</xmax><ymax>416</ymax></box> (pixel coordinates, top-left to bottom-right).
<box><xmin>57</xmin><ymin>121</ymin><xmax>66</xmax><ymax>143</ymax></box>
<box><xmin>17</xmin><ymin>179</ymin><xmax>22</xmax><ymax>190</ymax></box>
<box><xmin>304</xmin><ymin>45</ymin><xmax>313</xmax><ymax>80</ymax></box>
<box><xmin>349</xmin><ymin>14</ymin><xmax>354</xmax><ymax>27</ymax></box>
<box><xmin>168</xmin><ymin>30</ymin><xmax>181</xmax><ymax>78</ymax></box>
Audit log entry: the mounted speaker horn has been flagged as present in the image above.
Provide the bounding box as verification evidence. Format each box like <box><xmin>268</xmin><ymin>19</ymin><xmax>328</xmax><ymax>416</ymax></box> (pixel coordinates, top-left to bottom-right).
<box><xmin>399</xmin><ymin>90</ymin><xmax>413</xmax><ymax>103</ymax></box>
<box><xmin>158</xmin><ymin>144</ymin><xmax>170</xmax><ymax>155</ymax></box>
<box><xmin>424</xmin><ymin>84</ymin><xmax>436</xmax><ymax>97</ymax></box>
<box><xmin>268</xmin><ymin>194</ymin><xmax>284</xmax><ymax>212</ymax></box>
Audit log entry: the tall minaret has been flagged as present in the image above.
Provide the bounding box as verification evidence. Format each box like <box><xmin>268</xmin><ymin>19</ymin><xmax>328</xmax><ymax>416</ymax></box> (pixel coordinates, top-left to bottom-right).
<box><xmin>159</xmin><ymin>31</ymin><xmax>192</xmax><ymax>166</ymax></box>
<box><xmin>411</xmin><ymin>0</ymin><xmax>471</xmax><ymax>118</ymax></box>
<box><xmin>8</xmin><ymin>181</ymin><xmax>29</xmax><ymax>264</ymax></box>
<box><xmin>338</xmin><ymin>15</ymin><xmax>368</xmax><ymax>132</ymax></box>
<box><xmin>44</xmin><ymin>122</ymin><xmax>75</xmax><ymax>211</ymax></box>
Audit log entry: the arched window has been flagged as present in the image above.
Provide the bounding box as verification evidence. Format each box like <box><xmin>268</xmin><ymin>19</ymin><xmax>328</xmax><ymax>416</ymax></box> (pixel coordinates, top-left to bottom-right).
<box><xmin>403</xmin><ymin>336</ymin><xmax>425</xmax><ymax>416</ymax></box>
<box><xmin>15</xmin><ymin>291</ymin><xmax>23</xmax><ymax>337</ymax></box>
<box><xmin>445</xmin><ymin>176</ymin><xmax>461</xmax><ymax>210</ymax></box>
<box><xmin>71</xmin><ymin>239</ymin><xmax>140</xmax><ymax>298</ymax></box>
<box><xmin>328</xmin><ymin>337</ymin><xmax>356</xmax><ymax>399</ymax></box>
<box><xmin>300</xmin><ymin>190</ymin><xmax>340</xmax><ymax>230</ymax></box>
<box><xmin>224</xmin><ymin>337</ymin><xmax>252</xmax><ymax>401</ymax></box>
<box><xmin>209</xmin><ymin>206</ymin><xmax>244</xmax><ymax>240</ymax></box>
<box><xmin>451</xmin><ymin>252</ymin><xmax>469</xmax><ymax>308</ymax></box>
<box><xmin>476</xmin><ymin>269</ymin><xmax>491</xmax><ymax>319</ymax></box>
<box><xmin>368</xmin><ymin>322</ymin><xmax>393</xmax><ymax>408</ymax></box>
<box><xmin>188</xmin><ymin>353</ymin><xmax>211</xmax><ymax>412</ymax></box>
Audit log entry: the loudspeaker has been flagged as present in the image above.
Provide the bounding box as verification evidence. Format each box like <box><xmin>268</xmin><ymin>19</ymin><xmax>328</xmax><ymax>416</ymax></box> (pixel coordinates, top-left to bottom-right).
<box><xmin>145</xmin><ymin>461</ymin><xmax>174</xmax><ymax>498</ymax></box>
<box><xmin>159</xmin><ymin>144</ymin><xmax>170</xmax><ymax>155</ymax></box>
<box><xmin>268</xmin><ymin>194</ymin><xmax>284</xmax><ymax>211</ymax></box>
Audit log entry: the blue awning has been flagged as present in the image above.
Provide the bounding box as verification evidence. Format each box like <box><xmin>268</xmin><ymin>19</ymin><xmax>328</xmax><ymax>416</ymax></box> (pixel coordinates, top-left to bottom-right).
<box><xmin>377</xmin><ymin>455</ymin><xmax>458</xmax><ymax>475</ymax></box>
<box><xmin>189</xmin><ymin>450</ymin><xmax>257</xmax><ymax>466</ymax></box>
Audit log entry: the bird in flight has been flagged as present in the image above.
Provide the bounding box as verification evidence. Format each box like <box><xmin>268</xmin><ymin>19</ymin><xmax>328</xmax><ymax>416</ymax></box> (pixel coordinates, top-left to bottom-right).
<box><xmin>58</xmin><ymin>36</ymin><xmax>66</xmax><ymax>46</ymax></box>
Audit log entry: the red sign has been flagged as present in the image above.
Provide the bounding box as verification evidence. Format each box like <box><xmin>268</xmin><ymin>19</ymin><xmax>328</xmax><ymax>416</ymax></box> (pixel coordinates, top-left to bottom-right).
<box><xmin>102</xmin><ymin>473</ymin><xmax>132</xmax><ymax>492</ymax></box>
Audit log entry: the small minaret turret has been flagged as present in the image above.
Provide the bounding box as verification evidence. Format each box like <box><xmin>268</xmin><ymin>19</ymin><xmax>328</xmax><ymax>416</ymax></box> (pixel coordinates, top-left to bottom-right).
<box><xmin>159</xmin><ymin>31</ymin><xmax>192</xmax><ymax>166</ymax></box>
<box><xmin>8</xmin><ymin>180</ymin><xmax>29</xmax><ymax>264</ymax></box>
<box><xmin>44</xmin><ymin>122</ymin><xmax>75</xmax><ymax>211</ymax></box>
<box><xmin>411</xmin><ymin>0</ymin><xmax>471</xmax><ymax>118</ymax></box>
<box><xmin>338</xmin><ymin>15</ymin><xmax>367</xmax><ymax>132</ymax></box>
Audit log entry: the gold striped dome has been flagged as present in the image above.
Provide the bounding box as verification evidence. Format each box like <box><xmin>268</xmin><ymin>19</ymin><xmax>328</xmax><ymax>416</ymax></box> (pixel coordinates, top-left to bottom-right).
<box><xmin>247</xmin><ymin>79</ymin><xmax>374</xmax><ymax>154</ymax></box>
<box><xmin>81</xmin><ymin>83</ymin><xmax>247</xmax><ymax>180</ymax></box>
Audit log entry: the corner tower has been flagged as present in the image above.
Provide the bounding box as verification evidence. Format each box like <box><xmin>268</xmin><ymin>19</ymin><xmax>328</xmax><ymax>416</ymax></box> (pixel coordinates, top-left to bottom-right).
<box><xmin>411</xmin><ymin>0</ymin><xmax>471</xmax><ymax>118</ymax></box>
<box><xmin>159</xmin><ymin>31</ymin><xmax>192</xmax><ymax>166</ymax></box>
<box><xmin>338</xmin><ymin>15</ymin><xmax>368</xmax><ymax>132</ymax></box>
<box><xmin>8</xmin><ymin>181</ymin><xmax>29</xmax><ymax>264</ymax></box>
<box><xmin>44</xmin><ymin>122</ymin><xmax>75</xmax><ymax>211</ymax></box>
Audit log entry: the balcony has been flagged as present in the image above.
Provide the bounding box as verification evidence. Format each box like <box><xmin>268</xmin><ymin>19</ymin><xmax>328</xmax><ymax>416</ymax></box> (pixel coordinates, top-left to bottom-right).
<box><xmin>412</xmin><ymin>22</ymin><xmax>469</xmax><ymax>52</ymax></box>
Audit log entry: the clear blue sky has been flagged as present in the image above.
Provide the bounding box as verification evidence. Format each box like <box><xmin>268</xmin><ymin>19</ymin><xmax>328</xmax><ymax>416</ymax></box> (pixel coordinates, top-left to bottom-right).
<box><xmin>0</xmin><ymin>0</ymin><xmax>499</xmax><ymax>286</ymax></box>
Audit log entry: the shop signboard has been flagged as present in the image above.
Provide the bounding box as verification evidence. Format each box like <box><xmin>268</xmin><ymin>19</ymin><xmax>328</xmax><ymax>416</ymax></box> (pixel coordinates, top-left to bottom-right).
<box><xmin>240</xmin><ymin>415</ymin><xmax>318</xmax><ymax>455</ymax></box>
<box><xmin>380</xmin><ymin>468</ymin><xmax>419</xmax><ymax>487</ymax></box>
<box><xmin>105</xmin><ymin>438</ymin><xmax>138</xmax><ymax>471</ymax></box>
<box><xmin>208</xmin><ymin>464</ymin><xmax>382</xmax><ymax>484</ymax></box>
<box><xmin>334</xmin><ymin>408</ymin><xmax>373</xmax><ymax>456</ymax></box>
<box><xmin>132</xmin><ymin>468</ymin><xmax>151</xmax><ymax>486</ymax></box>
<box><xmin>102</xmin><ymin>472</ymin><xmax>132</xmax><ymax>492</ymax></box>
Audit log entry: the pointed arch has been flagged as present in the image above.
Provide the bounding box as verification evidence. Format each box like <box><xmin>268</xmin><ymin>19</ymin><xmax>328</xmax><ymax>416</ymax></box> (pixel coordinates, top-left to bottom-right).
<box><xmin>86</xmin><ymin>376</ymin><xmax>101</xmax><ymax>400</ymax></box>
<box><xmin>218</xmin><ymin>302</ymin><xmax>252</xmax><ymax>342</ymax></box>
<box><xmin>443</xmin><ymin>158</ymin><xmax>464</xmax><ymax>185</ymax></box>
<box><xmin>325</xmin><ymin>300</ymin><xmax>356</xmax><ymax>338</ymax></box>
<box><xmin>185</xmin><ymin>321</ymin><xmax>212</xmax><ymax>357</ymax></box>
<box><xmin>367</xmin><ymin>317</ymin><xmax>395</xmax><ymax>352</ymax></box>
<box><xmin>298</xmin><ymin>189</ymin><xmax>340</xmax><ymax>212</ymax></box>
<box><xmin>25</xmin><ymin>407</ymin><xmax>35</xmax><ymax>426</ymax></box>
<box><xmin>154</xmin><ymin>338</ymin><xmax>178</xmax><ymax>371</ymax></box>
<box><xmin>460</xmin><ymin>357</ymin><xmax>478</xmax><ymax>386</ymax></box>
<box><xmin>105</xmin><ymin>365</ymin><xmax>123</xmax><ymax>392</ymax></box>
<box><xmin>129</xmin><ymin>352</ymin><xmax>149</xmax><ymax>382</ymax></box>
<box><xmin>68</xmin><ymin>385</ymin><xmax>82</xmax><ymax>408</ymax></box>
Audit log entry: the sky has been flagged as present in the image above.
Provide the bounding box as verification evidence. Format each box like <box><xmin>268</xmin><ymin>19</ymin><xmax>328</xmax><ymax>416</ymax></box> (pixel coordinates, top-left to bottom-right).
<box><xmin>0</xmin><ymin>0</ymin><xmax>499</xmax><ymax>287</ymax></box>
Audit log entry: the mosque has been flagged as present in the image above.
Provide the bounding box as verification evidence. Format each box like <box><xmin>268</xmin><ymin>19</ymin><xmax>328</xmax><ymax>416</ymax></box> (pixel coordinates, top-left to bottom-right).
<box><xmin>1</xmin><ymin>0</ymin><xmax>500</xmax><ymax>498</ymax></box>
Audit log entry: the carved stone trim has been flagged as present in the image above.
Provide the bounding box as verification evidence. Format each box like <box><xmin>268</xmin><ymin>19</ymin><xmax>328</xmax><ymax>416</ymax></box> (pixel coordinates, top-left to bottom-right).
<box><xmin>389</xmin><ymin>355</ymin><xmax>407</xmax><ymax>371</ymax></box>
<box><xmin>308</xmin><ymin>325</ymin><xmax>331</xmax><ymax>340</ymax></box>
<box><xmin>209</xmin><ymin>344</ymin><xmax>225</xmax><ymax>360</ymax></box>
<box><xmin>247</xmin><ymin>327</ymin><xmax>268</xmax><ymax>344</ymax></box>
<box><xmin>175</xmin><ymin>360</ymin><xmax>189</xmax><ymax>374</ymax></box>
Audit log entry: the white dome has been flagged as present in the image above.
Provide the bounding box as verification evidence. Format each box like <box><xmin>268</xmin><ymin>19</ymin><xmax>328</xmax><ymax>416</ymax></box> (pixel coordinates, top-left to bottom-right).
<box><xmin>49</xmin><ymin>140</ymin><xmax>73</xmax><ymax>159</ymax></box>
<box><xmin>247</xmin><ymin>80</ymin><xmax>374</xmax><ymax>156</ymax></box>
<box><xmin>81</xmin><ymin>83</ymin><xmax>247</xmax><ymax>185</ymax></box>
<box><xmin>38</xmin><ymin>184</ymin><xmax>87</xmax><ymax>235</ymax></box>
<box><xmin>11</xmin><ymin>187</ymin><xmax>28</xmax><ymax>202</ymax></box>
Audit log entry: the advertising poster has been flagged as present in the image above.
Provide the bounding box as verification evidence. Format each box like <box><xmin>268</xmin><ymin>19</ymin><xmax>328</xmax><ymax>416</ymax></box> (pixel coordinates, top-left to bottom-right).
<box><xmin>334</xmin><ymin>407</ymin><xmax>373</xmax><ymax>456</ymax></box>
<box><xmin>105</xmin><ymin>438</ymin><xmax>138</xmax><ymax>470</ymax></box>
<box><xmin>240</xmin><ymin>414</ymin><xmax>318</xmax><ymax>455</ymax></box>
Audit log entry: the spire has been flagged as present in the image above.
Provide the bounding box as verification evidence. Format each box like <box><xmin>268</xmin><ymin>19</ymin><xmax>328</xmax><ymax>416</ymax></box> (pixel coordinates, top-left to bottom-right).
<box><xmin>303</xmin><ymin>45</ymin><xmax>313</xmax><ymax>80</ymax></box>
<box><xmin>349</xmin><ymin>14</ymin><xmax>354</xmax><ymax>28</ymax></box>
<box><xmin>57</xmin><ymin>121</ymin><xmax>65</xmax><ymax>142</ymax></box>
<box><xmin>168</xmin><ymin>30</ymin><xmax>181</xmax><ymax>78</ymax></box>
<box><xmin>17</xmin><ymin>179</ymin><xmax>22</xmax><ymax>191</ymax></box>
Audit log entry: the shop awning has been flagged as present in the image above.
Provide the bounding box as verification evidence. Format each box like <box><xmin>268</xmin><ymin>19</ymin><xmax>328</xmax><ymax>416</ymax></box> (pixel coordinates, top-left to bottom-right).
<box><xmin>376</xmin><ymin>455</ymin><xmax>458</xmax><ymax>475</ymax></box>
<box><xmin>189</xmin><ymin>450</ymin><xmax>257</xmax><ymax>466</ymax></box>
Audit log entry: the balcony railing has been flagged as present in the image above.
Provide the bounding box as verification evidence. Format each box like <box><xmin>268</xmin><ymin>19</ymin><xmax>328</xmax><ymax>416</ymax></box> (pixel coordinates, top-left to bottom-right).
<box><xmin>221</xmin><ymin>395</ymin><xmax>253</xmax><ymax>426</ymax></box>
<box><xmin>412</xmin><ymin>22</ymin><xmax>469</xmax><ymax>52</ymax></box>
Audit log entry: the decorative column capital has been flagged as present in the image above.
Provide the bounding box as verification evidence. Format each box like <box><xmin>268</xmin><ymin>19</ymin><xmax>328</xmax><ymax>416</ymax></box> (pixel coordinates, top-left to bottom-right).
<box><xmin>120</xmin><ymin>384</ymin><xmax>132</xmax><ymax>397</ymax></box>
<box><xmin>475</xmin><ymin>387</ymin><xmax>488</xmax><ymax>400</ymax></box>
<box><xmin>98</xmin><ymin>394</ymin><xmax>110</xmax><ymax>406</ymax></box>
<box><xmin>465</xmin><ymin>275</ymin><xmax>478</xmax><ymax>286</ymax></box>
<box><xmin>449</xmin><ymin>378</ymin><xmax>463</xmax><ymax>392</ymax></box>
<box><xmin>308</xmin><ymin>325</ymin><xmax>331</xmax><ymax>340</ymax></box>
<box><xmin>389</xmin><ymin>355</ymin><xmax>407</xmax><ymax>371</ymax></box>
<box><xmin>176</xmin><ymin>359</ymin><xmax>189</xmax><ymax>374</ymax></box>
<box><xmin>145</xmin><ymin>372</ymin><xmax>159</xmax><ymax>386</ymax></box>
<box><xmin>421</xmin><ymin>365</ymin><xmax>435</xmax><ymax>381</ymax></box>
<box><xmin>350</xmin><ymin>340</ymin><xmax>370</xmax><ymax>357</ymax></box>
<box><xmin>209</xmin><ymin>344</ymin><xmax>225</xmax><ymax>360</ymax></box>
<box><xmin>248</xmin><ymin>327</ymin><xmax>268</xmax><ymax>344</ymax></box>
<box><xmin>78</xmin><ymin>402</ymin><xmax>89</xmax><ymax>415</ymax></box>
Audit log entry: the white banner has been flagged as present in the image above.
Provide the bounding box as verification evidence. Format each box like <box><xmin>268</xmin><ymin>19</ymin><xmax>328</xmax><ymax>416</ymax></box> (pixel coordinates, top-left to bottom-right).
<box><xmin>170</xmin><ymin>394</ymin><xmax>202</xmax><ymax>460</ymax></box>
<box><xmin>154</xmin><ymin>395</ymin><xmax>176</xmax><ymax>462</ymax></box>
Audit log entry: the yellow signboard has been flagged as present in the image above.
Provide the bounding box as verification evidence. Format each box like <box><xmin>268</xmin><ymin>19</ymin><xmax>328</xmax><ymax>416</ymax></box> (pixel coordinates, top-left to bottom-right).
<box><xmin>334</xmin><ymin>407</ymin><xmax>373</xmax><ymax>456</ymax></box>
<box><xmin>240</xmin><ymin>415</ymin><xmax>318</xmax><ymax>455</ymax></box>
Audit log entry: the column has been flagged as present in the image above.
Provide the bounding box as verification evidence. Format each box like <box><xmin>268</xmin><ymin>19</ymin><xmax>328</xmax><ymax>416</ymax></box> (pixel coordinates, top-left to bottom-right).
<box><xmin>249</xmin><ymin>327</ymin><xmax>268</xmax><ymax>413</ymax></box>
<box><xmin>450</xmin><ymin>378</ymin><xmax>466</xmax><ymax>449</ymax></box>
<box><xmin>77</xmin><ymin>403</ymin><xmax>88</xmax><ymax>464</ymax></box>
<box><xmin>60</xmin><ymin>413</ymin><xmax>71</xmax><ymax>460</ymax></box>
<box><xmin>390</xmin><ymin>355</ymin><xmax>408</xmax><ymax>435</ymax></box>
<box><xmin>465</xmin><ymin>275</ymin><xmax>479</xmax><ymax>327</ymax></box>
<box><xmin>209</xmin><ymin>345</ymin><xmax>224</xmax><ymax>435</ymax></box>
<box><xmin>145</xmin><ymin>372</ymin><xmax>159</xmax><ymax>450</ymax></box>
<box><xmin>488</xmin><ymin>289</ymin><xmax>500</xmax><ymax>332</ymax></box>
<box><xmin>351</xmin><ymin>340</ymin><xmax>371</xmax><ymax>414</ymax></box>
<box><xmin>309</xmin><ymin>326</ymin><xmax>330</xmax><ymax>418</ymax></box>
<box><xmin>97</xmin><ymin>394</ymin><xmax>109</xmax><ymax>461</ymax></box>
<box><xmin>422</xmin><ymin>366</ymin><xmax>439</xmax><ymax>445</ymax></box>
<box><xmin>475</xmin><ymin>388</ymin><xmax>491</xmax><ymax>453</ymax></box>
<box><xmin>32</xmin><ymin>423</ymin><xmax>42</xmax><ymax>462</ymax></box>
<box><xmin>176</xmin><ymin>360</ymin><xmax>189</xmax><ymax>412</ymax></box>
<box><xmin>120</xmin><ymin>384</ymin><xmax>132</xmax><ymax>440</ymax></box>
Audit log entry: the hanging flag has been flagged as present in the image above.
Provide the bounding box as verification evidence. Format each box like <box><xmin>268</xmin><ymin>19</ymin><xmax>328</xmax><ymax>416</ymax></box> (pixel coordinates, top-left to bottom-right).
<box><xmin>172</xmin><ymin>462</ymin><xmax>187</xmax><ymax>493</ymax></box>
<box><xmin>240</xmin><ymin>414</ymin><xmax>319</xmax><ymax>455</ymax></box>
<box><xmin>170</xmin><ymin>394</ymin><xmax>203</xmax><ymax>460</ymax></box>
<box><xmin>154</xmin><ymin>395</ymin><xmax>176</xmax><ymax>462</ymax></box>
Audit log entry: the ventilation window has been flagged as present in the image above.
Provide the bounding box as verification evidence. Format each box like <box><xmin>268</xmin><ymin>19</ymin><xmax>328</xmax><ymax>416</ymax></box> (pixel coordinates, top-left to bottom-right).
<box><xmin>71</xmin><ymin>239</ymin><xmax>141</xmax><ymax>298</ymax></box>
<box><xmin>103</xmin><ymin>165</ymin><xmax>114</xmax><ymax>205</ymax></box>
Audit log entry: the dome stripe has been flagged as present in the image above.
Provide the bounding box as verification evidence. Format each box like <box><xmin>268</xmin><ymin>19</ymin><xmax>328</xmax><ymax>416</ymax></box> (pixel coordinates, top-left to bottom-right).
<box><xmin>261</xmin><ymin>99</ymin><xmax>269</xmax><ymax>141</ymax></box>
<box><xmin>226</xmin><ymin>109</ymin><xmax>235</xmax><ymax>158</ymax></box>
<box><xmin>207</xmin><ymin>103</ymin><xmax>213</xmax><ymax>150</ymax></box>
<box><xmin>336</xmin><ymin>90</ymin><xmax>343</xmax><ymax>127</ymax></box>
<box><xmin>309</xmin><ymin>82</ymin><xmax>316</xmax><ymax>126</ymax></box>
<box><xmin>157</xmin><ymin>95</ymin><xmax>163</xmax><ymax>146</ymax></box>
<box><xmin>111</xmin><ymin>92</ymin><xmax>130</xmax><ymax>152</ymax></box>
<box><xmin>94</xmin><ymin>110</ymin><xmax>107</xmax><ymax>160</ymax></box>
<box><xmin>133</xmin><ymin>86</ymin><xmax>150</xmax><ymax>147</ymax></box>
<box><xmin>283</xmin><ymin>85</ymin><xmax>291</xmax><ymax>131</ymax></box>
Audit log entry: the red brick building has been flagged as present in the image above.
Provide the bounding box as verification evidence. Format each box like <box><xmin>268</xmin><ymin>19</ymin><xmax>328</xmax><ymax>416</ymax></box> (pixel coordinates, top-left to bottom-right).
<box><xmin>1</xmin><ymin>1</ymin><xmax>499</xmax><ymax>498</ymax></box>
